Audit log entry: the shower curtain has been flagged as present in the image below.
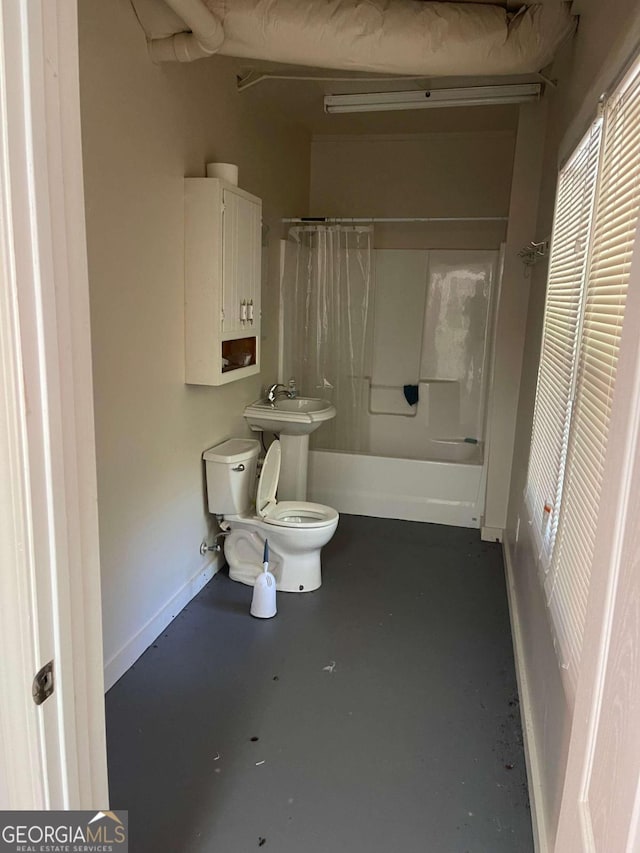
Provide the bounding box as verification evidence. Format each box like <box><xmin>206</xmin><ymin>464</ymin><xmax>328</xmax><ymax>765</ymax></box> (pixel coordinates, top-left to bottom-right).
<box><xmin>282</xmin><ymin>225</ymin><xmax>373</xmax><ymax>452</ymax></box>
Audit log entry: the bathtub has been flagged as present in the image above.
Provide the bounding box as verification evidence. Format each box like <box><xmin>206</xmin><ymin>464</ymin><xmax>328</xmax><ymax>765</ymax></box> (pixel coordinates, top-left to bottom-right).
<box><xmin>307</xmin><ymin>440</ymin><xmax>486</xmax><ymax>528</ymax></box>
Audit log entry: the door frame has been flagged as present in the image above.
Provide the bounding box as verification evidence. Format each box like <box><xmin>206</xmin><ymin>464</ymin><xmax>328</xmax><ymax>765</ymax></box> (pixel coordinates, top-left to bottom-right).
<box><xmin>554</xmin><ymin>223</ymin><xmax>640</xmax><ymax>848</ymax></box>
<box><xmin>0</xmin><ymin>0</ymin><xmax>108</xmax><ymax>808</ymax></box>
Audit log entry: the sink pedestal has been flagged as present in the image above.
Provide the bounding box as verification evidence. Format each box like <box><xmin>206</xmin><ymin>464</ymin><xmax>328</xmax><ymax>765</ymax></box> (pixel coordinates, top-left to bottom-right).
<box><xmin>243</xmin><ymin>396</ymin><xmax>336</xmax><ymax>503</ymax></box>
<box><xmin>278</xmin><ymin>434</ymin><xmax>310</xmax><ymax>501</ymax></box>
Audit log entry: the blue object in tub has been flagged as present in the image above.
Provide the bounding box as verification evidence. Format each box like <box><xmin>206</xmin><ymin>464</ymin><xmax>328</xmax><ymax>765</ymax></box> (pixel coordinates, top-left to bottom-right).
<box><xmin>403</xmin><ymin>384</ymin><xmax>419</xmax><ymax>406</ymax></box>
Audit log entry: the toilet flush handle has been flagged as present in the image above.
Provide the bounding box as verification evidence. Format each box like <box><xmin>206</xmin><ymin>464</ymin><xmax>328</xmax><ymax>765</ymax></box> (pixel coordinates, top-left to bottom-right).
<box><xmin>232</xmin><ymin>463</ymin><xmax>245</xmax><ymax>472</ymax></box>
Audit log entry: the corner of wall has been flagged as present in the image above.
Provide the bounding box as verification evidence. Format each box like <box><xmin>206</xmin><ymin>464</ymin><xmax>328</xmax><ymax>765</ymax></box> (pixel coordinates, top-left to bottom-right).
<box><xmin>483</xmin><ymin>101</ymin><xmax>548</xmax><ymax>532</ymax></box>
<box><xmin>502</xmin><ymin>509</ymin><xmax>572</xmax><ymax>850</ymax></box>
<box><xmin>80</xmin><ymin>0</ymin><xmax>313</xmax><ymax>690</ymax></box>
<box><xmin>103</xmin><ymin>551</ymin><xmax>224</xmax><ymax>691</ymax></box>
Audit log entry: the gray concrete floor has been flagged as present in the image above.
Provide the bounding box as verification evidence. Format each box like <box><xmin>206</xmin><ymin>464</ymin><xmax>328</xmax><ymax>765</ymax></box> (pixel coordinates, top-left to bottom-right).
<box><xmin>106</xmin><ymin>515</ymin><xmax>533</xmax><ymax>852</ymax></box>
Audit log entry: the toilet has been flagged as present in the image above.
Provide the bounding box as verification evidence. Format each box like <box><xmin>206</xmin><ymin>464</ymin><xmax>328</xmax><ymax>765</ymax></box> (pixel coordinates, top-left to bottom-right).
<box><xmin>203</xmin><ymin>438</ymin><xmax>339</xmax><ymax>592</ymax></box>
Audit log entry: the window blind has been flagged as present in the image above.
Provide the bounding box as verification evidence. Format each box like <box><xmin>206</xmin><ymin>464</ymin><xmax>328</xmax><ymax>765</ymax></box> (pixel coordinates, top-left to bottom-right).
<box><xmin>525</xmin><ymin>122</ymin><xmax>601</xmax><ymax>566</ymax></box>
<box><xmin>546</xmin><ymin>58</ymin><xmax>640</xmax><ymax>690</ymax></box>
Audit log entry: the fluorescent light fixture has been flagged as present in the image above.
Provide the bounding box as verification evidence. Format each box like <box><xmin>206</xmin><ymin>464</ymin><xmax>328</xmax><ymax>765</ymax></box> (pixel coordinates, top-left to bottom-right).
<box><xmin>324</xmin><ymin>83</ymin><xmax>541</xmax><ymax>114</ymax></box>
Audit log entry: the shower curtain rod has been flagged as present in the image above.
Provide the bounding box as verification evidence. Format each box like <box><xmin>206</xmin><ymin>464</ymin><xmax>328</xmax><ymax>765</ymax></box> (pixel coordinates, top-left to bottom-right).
<box><xmin>282</xmin><ymin>216</ymin><xmax>508</xmax><ymax>223</ymax></box>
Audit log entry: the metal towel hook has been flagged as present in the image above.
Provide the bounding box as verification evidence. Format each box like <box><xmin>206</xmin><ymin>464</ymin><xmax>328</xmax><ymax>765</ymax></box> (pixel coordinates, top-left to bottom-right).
<box><xmin>518</xmin><ymin>239</ymin><xmax>549</xmax><ymax>268</ymax></box>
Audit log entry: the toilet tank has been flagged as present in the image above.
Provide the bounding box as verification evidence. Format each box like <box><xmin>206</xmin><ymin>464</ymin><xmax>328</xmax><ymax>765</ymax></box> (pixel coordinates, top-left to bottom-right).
<box><xmin>203</xmin><ymin>438</ymin><xmax>260</xmax><ymax>515</ymax></box>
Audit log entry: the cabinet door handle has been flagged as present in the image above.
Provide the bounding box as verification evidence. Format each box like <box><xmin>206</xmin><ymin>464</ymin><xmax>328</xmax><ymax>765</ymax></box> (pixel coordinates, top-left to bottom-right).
<box><xmin>240</xmin><ymin>300</ymin><xmax>247</xmax><ymax>322</ymax></box>
<box><xmin>247</xmin><ymin>299</ymin><xmax>254</xmax><ymax>323</ymax></box>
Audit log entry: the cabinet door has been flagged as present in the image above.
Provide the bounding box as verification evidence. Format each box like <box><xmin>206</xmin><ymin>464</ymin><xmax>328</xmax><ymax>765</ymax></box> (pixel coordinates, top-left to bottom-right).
<box><xmin>222</xmin><ymin>189</ymin><xmax>261</xmax><ymax>334</ymax></box>
<box><xmin>247</xmin><ymin>199</ymin><xmax>262</xmax><ymax>328</ymax></box>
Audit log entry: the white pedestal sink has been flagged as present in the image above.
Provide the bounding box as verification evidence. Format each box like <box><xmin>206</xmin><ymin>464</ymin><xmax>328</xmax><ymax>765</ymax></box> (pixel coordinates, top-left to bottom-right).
<box><xmin>243</xmin><ymin>397</ymin><xmax>336</xmax><ymax>500</ymax></box>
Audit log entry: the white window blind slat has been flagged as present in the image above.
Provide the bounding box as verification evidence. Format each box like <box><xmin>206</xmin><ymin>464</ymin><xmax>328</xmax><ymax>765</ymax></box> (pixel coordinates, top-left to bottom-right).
<box><xmin>524</xmin><ymin>121</ymin><xmax>602</xmax><ymax>566</ymax></box>
<box><xmin>546</xmin><ymin>56</ymin><xmax>640</xmax><ymax>693</ymax></box>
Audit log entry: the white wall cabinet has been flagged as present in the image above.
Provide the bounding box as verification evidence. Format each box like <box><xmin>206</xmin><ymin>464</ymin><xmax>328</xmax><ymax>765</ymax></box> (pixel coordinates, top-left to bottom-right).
<box><xmin>185</xmin><ymin>178</ymin><xmax>262</xmax><ymax>385</ymax></box>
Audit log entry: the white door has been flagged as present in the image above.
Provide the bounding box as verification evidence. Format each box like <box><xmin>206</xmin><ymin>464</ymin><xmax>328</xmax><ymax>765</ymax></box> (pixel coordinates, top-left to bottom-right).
<box><xmin>0</xmin><ymin>0</ymin><xmax>108</xmax><ymax>809</ymax></box>
<box><xmin>555</xmin><ymin>225</ymin><xmax>640</xmax><ymax>851</ymax></box>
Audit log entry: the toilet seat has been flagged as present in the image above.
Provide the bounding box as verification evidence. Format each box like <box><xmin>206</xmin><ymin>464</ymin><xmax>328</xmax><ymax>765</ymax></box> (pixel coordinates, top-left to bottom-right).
<box><xmin>257</xmin><ymin>441</ymin><xmax>338</xmax><ymax>530</ymax></box>
<box><xmin>263</xmin><ymin>500</ymin><xmax>338</xmax><ymax>528</ymax></box>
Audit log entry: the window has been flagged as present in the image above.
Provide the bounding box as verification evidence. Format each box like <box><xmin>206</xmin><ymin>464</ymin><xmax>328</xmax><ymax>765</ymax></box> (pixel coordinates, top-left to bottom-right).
<box><xmin>525</xmin><ymin>122</ymin><xmax>601</xmax><ymax>566</ymax></box>
<box><xmin>526</xmin><ymin>56</ymin><xmax>640</xmax><ymax>696</ymax></box>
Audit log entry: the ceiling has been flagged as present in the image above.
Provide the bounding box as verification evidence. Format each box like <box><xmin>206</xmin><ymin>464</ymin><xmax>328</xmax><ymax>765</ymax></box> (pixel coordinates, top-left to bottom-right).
<box><xmin>132</xmin><ymin>0</ymin><xmax>572</xmax><ymax>39</ymax></box>
<box><xmin>131</xmin><ymin>0</ymin><xmax>574</xmax><ymax>135</ymax></box>
<box><xmin>225</xmin><ymin>58</ymin><xmax>526</xmax><ymax>135</ymax></box>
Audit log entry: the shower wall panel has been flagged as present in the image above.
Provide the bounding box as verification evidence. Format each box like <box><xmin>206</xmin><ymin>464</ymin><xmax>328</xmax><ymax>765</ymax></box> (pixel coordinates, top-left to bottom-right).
<box><xmin>364</xmin><ymin>249</ymin><xmax>497</xmax><ymax>458</ymax></box>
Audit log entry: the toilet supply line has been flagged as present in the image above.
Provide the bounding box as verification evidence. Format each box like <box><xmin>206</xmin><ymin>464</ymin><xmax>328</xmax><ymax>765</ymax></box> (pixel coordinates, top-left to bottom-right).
<box><xmin>202</xmin><ymin>438</ymin><xmax>338</xmax><ymax>592</ymax></box>
<box><xmin>199</xmin><ymin>530</ymin><xmax>229</xmax><ymax>555</ymax></box>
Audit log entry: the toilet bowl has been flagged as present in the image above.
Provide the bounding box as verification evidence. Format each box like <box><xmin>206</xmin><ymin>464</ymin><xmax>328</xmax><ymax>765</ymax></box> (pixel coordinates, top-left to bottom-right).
<box><xmin>203</xmin><ymin>438</ymin><xmax>339</xmax><ymax>592</ymax></box>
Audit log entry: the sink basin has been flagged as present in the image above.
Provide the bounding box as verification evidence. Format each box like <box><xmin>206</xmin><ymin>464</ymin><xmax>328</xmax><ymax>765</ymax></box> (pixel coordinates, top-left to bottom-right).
<box><xmin>244</xmin><ymin>396</ymin><xmax>337</xmax><ymax>500</ymax></box>
<box><xmin>243</xmin><ymin>396</ymin><xmax>336</xmax><ymax>436</ymax></box>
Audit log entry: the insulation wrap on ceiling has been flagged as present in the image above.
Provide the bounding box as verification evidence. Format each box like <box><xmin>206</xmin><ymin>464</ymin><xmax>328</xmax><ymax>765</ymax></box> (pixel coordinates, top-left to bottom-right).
<box><xmin>149</xmin><ymin>0</ymin><xmax>576</xmax><ymax>75</ymax></box>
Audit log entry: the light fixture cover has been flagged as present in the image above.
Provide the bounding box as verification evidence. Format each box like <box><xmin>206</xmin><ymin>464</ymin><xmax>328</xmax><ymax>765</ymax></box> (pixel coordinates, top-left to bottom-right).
<box><xmin>324</xmin><ymin>83</ymin><xmax>542</xmax><ymax>114</ymax></box>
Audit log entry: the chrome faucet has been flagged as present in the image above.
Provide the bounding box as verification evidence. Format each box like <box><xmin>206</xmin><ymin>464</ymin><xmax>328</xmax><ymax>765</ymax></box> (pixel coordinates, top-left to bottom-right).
<box><xmin>266</xmin><ymin>383</ymin><xmax>292</xmax><ymax>406</ymax></box>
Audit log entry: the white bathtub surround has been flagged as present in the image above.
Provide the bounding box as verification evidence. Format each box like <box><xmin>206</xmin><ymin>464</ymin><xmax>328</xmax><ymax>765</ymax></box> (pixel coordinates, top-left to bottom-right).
<box><xmin>366</xmin><ymin>379</ymin><xmax>467</xmax><ymax>457</ymax></box>
<box><xmin>282</xmin><ymin>247</ymin><xmax>497</xmax><ymax>456</ymax></box>
<box><xmin>350</xmin><ymin>250</ymin><xmax>497</xmax><ymax>461</ymax></box>
<box><xmin>281</xmin><ymin>225</ymin><xmax>373</xmax><ymax>452</ymax></box>
<box><xmin>368</xmin><ymin>384</ymin><xmax>417</xmax><ymax>416</ymax></box>
<box><xmin>281</xmin><ymin>246</ymin><xmax>499</xmax><ymax>529</ymax></box>
<box><xmin>308</xmin><ymin>445</ymin><xmax>485</xmax><ymax>528</ymax></box>
<box><xmin>370</xmin><ymin>250</ymin><xmax>428</xmax><ymax>404</ymax></box>
<box><xmin>367</xmin><ymin>250</ymin><xmax>497</xmax><ymax>450</ymax></box>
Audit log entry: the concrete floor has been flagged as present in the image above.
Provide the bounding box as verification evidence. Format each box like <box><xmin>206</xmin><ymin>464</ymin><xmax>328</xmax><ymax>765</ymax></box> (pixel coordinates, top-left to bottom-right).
<box><xmin>106</xmin><ymin>515</ymin><xmax>533</xmax><ymax>853</ymax></box>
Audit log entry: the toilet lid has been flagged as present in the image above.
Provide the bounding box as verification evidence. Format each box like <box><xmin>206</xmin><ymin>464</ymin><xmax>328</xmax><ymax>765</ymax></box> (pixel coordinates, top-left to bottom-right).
<box><xmin>256</xmin><ymin>440</ymin><xmax>281</xmax><ymax>517</ymax></box>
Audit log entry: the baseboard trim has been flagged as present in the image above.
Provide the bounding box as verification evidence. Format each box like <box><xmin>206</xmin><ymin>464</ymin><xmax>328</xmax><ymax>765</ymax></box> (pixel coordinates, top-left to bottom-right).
<box><xmin>503</xmin><ymin>538</ymin><xmax>549</xmax><ymax>853</ymax></box>
<box><xmin>481</xmin><ymin>525</ymin><xmax>503</xmax><ymax>542</ymax></box>
<box><xmin>103</xmin><ymin>554</ymin><xmax>224</xmax><ymax>692</ymax></box>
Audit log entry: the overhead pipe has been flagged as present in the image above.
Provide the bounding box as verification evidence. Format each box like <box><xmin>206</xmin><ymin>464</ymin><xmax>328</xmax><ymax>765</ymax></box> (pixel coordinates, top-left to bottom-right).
<box><xmin>148</xmin><ymin>0</ymin><xmax>576</xmax><ymax>77</ymax></box>
<box><xmin>149</xmin><ymin>0</ymin><xmax>223</xmax><ymax>63</ymax></box>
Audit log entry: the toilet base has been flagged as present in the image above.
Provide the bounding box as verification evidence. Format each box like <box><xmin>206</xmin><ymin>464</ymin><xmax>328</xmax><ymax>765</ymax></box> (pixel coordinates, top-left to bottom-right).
<box><xmin>224</xmin><ymin>526</ymin><xmax>324</xmax><ymax>592</ymax></box>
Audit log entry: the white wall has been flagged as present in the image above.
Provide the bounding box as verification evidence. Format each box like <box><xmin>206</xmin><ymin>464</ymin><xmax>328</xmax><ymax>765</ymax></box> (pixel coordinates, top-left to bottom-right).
<box><xmin>309</xmin><ymin>124</ymin><xmax>541</xmax><ymax>535</ymax></box>
<box><xmin>79</xmin><ymin>0</ymin><xmax>310</xmax><ymax>688</ymax></box>
<box><xmin>504</xmin><ymin>0</ymin><xmax>640</xmax><ymax>847</ymax></box>
<box><xmin>310</xmin><ymin>131</ymin><xmax>515</xmax><ymax>249</ymax></box>
<box><xmin>483</xmin><ymin>102</ymin><xmax>548</xmax><ymax>535</ymax></box>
